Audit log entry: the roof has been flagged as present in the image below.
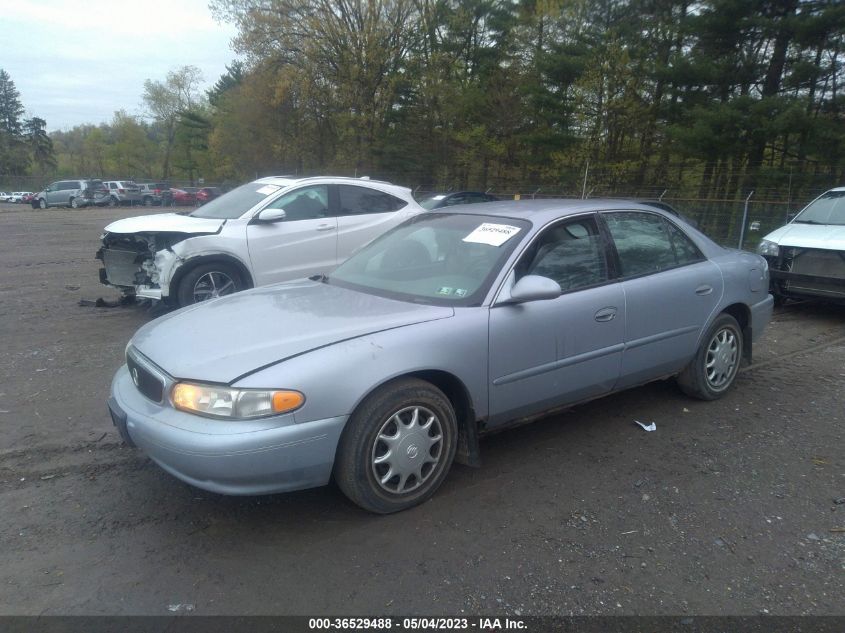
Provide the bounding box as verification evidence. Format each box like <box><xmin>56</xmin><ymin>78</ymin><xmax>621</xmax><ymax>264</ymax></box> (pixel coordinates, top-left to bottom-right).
<box><xmin>429</xmin><ymin>198</ymin><xmax>682</xmax><ymax>224</ymax></box>
<box><xmin>254</xmin><ymin>175</ymin><xmax>407</xmax><ymax>190</ymax></box>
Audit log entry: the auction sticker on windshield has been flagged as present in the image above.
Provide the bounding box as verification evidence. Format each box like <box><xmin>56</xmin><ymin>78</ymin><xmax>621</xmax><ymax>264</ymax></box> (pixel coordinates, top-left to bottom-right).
<box><xmin>463</xmin><ymin>223</ymin><xmax>521</xmax><ymax>247</ymax></box>
<box><xmin>256</xmin><ymin>185</ymin><xmax>281</xmax><ymax>195</ymax></box>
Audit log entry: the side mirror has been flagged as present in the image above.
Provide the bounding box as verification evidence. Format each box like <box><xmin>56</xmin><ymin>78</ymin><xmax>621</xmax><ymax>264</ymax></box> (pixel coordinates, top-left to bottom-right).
<box><xmin>45</xmin><ymin>187</ymin><xmax>51</xmax><ymax>192</ymax></box>
<box><xmin>256</xmin><ymin>207</ymin><xmax>286</xmax><ymax>223</ymax></box>
<box><xmin>508</xmin><ymin>275</ymin><xmax>561</xmax><ymax>303</ymax></box>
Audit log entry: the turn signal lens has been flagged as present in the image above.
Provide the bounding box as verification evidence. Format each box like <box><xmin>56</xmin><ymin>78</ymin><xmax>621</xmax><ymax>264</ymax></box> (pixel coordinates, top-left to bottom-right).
<box><xmin>171</xmin><ymin>382</ymin><xmax>304</xmax><ymax>419</ymax></box>
<box><xmin>272</xmin><ymin>391</ymin><xmax>304</xmax><ymax>413</ymax></box>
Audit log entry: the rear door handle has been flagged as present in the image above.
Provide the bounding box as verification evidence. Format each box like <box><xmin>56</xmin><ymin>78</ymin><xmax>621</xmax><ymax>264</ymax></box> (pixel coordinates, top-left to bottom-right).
<box><xmin>695</xmin><ymin>284</ymin><xmax>713</xmax><ymax>295</ymax></box>
<box><xmin>316</xmin><ymin>224</ymin><xmax>336</xmax><ymax>231</ymax></box>
<box><xmin>594</xmin><ymin>307</ymin><xmax>617</xmax><ymax>322</ymax></box>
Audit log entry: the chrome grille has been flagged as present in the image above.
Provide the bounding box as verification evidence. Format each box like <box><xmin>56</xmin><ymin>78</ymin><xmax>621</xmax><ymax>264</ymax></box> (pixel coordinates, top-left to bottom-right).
<box><xmin>126</xmin><ymin>350</ymin><xmax>164</xmax><ymax>403</ymax></box>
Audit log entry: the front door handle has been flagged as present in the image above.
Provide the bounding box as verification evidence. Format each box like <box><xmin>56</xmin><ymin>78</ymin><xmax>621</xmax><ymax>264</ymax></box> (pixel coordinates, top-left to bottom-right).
<box><xmin>595</xmin><ymin>307</ymin><xmax>617</xmax><ymax>322</ymax></box>
<box><xmin>695</xmin><ymin>284</ymin><xmax>713</xmax><ymax>295</ymax></box>
<box><xmin>316</xmin><ymin>224</ymin><xmax>336</xmax><ymax>231</ymax></box>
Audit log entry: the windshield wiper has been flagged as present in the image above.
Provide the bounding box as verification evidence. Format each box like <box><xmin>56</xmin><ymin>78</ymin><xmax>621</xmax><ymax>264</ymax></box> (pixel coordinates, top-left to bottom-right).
<box><xmin>308</xmin><ymin>273</ymin><xmax>329</xmax><ymax>283</ymax></box>
<box><xmin>793</xmin><ymin>219</ymin><xmax>826</xmax><ymax>224</ymax></box>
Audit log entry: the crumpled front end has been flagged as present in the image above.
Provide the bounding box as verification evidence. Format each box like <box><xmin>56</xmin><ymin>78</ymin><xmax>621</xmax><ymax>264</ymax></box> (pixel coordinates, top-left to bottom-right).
<box><xmin>96</xmin><ymin>233</ymin><xmax>183</xmax><ymax>301</ymax></box>
<box><xmin>766</xmin><ymin>247</ymin><xmax>845</xmax><ymax>301</ymax></box>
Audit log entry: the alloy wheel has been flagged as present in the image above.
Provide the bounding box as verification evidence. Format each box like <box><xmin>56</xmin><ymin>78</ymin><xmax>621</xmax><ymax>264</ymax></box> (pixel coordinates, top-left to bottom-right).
<box><xmin>192</xmin><ymin>271</ymin><xmax>236</xmax><ymax>302</ymax></box>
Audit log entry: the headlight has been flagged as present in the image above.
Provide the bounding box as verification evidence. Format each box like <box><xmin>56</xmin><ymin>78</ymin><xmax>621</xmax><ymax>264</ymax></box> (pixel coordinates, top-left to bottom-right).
<box><xmin>757</xmin><ymin>239</ymin><xmax>779</xmax><ymax>257</ymax></box>
<box><xmin>171</xmin><ymin>382</ymin><xmax>304</xmax><ymax>419</ymax></box>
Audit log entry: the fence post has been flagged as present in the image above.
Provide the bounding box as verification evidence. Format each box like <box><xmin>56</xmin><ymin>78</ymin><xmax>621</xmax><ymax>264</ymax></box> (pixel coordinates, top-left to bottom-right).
<box><xmin>738</xmin><ymin>190</ymin><xmax>754</xmax><ymax>250</ymax></box>
<box><xmin>581</xmin><ymin>160</ymin><xmax>589</xmax><ymax>199</ymax></box>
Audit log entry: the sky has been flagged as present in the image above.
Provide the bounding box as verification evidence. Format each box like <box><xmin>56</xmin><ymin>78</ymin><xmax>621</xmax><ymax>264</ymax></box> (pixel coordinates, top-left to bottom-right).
<box><xmin>0</xmin><ymin>0</ymin><xmax>239</xmax><ymax>132</ymax></box>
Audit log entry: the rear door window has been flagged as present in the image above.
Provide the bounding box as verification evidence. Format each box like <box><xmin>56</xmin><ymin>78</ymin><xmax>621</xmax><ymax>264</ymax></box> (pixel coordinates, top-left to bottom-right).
<box><xmin>603</xmin><ymin>211</ymin><xmax>693</xmax><ymax>277</ymax></box>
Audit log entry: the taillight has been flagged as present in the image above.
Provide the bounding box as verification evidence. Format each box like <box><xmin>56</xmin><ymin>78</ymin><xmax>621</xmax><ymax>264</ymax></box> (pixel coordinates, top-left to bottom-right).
<box><xmin>118</xmin><ymin>188</ymin><xmax>125</xmax><ymax>194</ymax></box>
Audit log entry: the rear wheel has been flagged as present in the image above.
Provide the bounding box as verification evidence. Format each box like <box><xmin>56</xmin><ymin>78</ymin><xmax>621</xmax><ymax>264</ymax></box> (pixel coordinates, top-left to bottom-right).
<box><xmin>69</xmin><ymin>197</ymin><xmax>79</xmax><ymax>209</ymax></box>
<box><xmin>108</xmin><ymin>196</ymin><xmax>118</xmax><ymax>207</ymax></box>
<box><xmin>677</xmin><ymin>313</ymin><xmax>742</xmax><ymax>400</ymax></box>
<box><xmin>175</xmin><ymin>262</ymin><xmax>245</xmax><ymax>306</ymax></box>
<box><xmin>334</xmin><ymin>378</ymin><xmax>458</xmax><ymax>514</ymax></box>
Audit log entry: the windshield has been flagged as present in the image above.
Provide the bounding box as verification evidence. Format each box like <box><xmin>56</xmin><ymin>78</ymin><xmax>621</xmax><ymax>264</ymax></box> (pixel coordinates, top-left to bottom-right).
<box><xmin>794</xmin><ymin>191</ymin><xmax>845</xmax><ymax>226</ymax></box>
<box><xmin>419</xmin><ymin>195</ymin><xmax>446</xmax><ymax>210</ymax></box>
<box><xmin>191</xmin><ymin>181</ymin><xmax>285</xmax><ymax>219</ymax></box>
<box><xmin>330</xmin><ymin>213</ymin><xmax>530</xmax><ymax>306</ymax></box>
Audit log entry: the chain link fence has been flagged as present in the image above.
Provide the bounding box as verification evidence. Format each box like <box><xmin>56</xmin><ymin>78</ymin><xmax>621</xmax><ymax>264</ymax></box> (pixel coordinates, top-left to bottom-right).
<box><xmin>3</xmin><ymin>167</ymin><xmax>837</xmax><ymax>251</ymax></box>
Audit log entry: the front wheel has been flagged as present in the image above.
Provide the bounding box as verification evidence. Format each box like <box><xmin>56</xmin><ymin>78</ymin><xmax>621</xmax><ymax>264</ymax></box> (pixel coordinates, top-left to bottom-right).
<box><xmin>69</xmin><ymin>197</ymin><xmax>79</xmax><ymax>209</ymax></box>
<box><xmin>334</xmin><ymin>378</ymin><xmax>458</xmax><ymax>514</ymax></box>
<box><xmin>677</xmin><ymin>313</ymin><xmax>743</xmax><ymax>400</ymax></box>
<box><xmin>175</xmin><ymin>262</ymin><xmax>245</xmax><ymax>306</ymax></box>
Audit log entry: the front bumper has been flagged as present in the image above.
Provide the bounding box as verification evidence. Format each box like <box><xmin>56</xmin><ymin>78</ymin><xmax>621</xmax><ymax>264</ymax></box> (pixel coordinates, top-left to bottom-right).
<box><xmin>110</xmin><ymin>366</ymin><xmax>348</xmax><ymax>495</ymax></box>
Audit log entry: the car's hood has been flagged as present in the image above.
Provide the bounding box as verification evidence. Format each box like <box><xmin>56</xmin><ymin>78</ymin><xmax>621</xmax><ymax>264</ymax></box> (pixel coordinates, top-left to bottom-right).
<box><xmin>763</xmin><ymin>222</ymin><xmax>845</xmax><ymax>249</ymax></box>
<box><xmin>131</xmin><ymin>281</ymin><xmax>454</xmax><ymax>384</ymax></box>
<box><xmin>103</xmin><ymin>213</ymin><xmax>224</xmax><ymax>236</ymax></box>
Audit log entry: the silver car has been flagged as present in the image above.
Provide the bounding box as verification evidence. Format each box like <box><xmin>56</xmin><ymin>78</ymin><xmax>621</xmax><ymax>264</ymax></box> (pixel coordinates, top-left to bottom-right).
<box><xmin>34</xmin><ymin>179</ymin><xmax>102</xmax><ymax>209</ymax></box>
<box><xmin>103</xmin><ymin>180</ymin><xmax>142</xmax><ymax>206</ymax></box>
<box><xmin>109</xmin><ymin>200</ymin><xmax>773</xmax><ymax>513</ymax></box>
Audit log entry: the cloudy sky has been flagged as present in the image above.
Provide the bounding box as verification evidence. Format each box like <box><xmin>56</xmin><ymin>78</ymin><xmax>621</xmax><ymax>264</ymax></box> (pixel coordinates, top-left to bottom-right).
<box><xmin>0</xmin><ymin>0</ymin><xmax>239</xmax><ymax>131</ymax></box>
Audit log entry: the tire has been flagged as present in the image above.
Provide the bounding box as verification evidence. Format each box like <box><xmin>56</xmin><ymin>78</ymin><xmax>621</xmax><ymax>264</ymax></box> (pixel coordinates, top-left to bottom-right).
<box><xmin>334</xmin><ymin>378</ymin><xmax>458</xmax><ymax>514</ymax></box>
<box><xmin>143</xmin><ymin>196</ymin><xmax>153</xmax><ymax>207</ymax></box>
<box><xmin>175</xmin><ymin>261</ymin><xmax>245</xmax><ymax>306</ymax></box>
<box><xmin>677</xmin><ymin>313</ymin><xmax>743</xmax><ymax>401</ymax></box>
<box><xmin>108</xmin><ymin>196</ymin><xmax>118</xmax><ymax>208</ymax></box>
<box><xmin>69</xmin><ymin>197</ymin><xmax>79</xmax><ymax>209</ymax></box>
<box><xmin>35</xmin><ymin>199</ymin><xmax>44</xmax><ymax>209</ymax></box>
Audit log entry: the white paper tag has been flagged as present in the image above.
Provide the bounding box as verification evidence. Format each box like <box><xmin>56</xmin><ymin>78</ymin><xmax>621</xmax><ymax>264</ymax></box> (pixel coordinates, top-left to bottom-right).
<box><xmin>256</xmin><ymin>184</ymin><xmax>281</xmax><ymax>195</ymax></box>
<box><xmin>462</xmin><ymin>223</ymin><xmax>521</xmax><ymax>247</ymax></box>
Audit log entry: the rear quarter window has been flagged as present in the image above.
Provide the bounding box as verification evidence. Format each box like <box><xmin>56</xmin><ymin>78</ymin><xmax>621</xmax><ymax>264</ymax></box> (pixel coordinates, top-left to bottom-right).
<box><xmin>339</xmin><ymin>185</ymin><xmax>407</xmax><ymax>215</ymax></box>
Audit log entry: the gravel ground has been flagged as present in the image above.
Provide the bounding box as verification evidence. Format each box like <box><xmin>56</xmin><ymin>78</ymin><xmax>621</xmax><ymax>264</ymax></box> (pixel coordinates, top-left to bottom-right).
<box><xmin>0</xmin><ymin>202</ymin><xmax>843</xmax><ymax>616</ymax></box>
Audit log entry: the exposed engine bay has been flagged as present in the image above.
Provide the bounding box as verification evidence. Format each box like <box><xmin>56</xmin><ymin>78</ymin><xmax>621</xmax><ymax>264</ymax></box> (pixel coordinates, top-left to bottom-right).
<box><xmin>96</xmin><ymin>232</ymin><xmax>188</xmax><ymax>301</ymax></box>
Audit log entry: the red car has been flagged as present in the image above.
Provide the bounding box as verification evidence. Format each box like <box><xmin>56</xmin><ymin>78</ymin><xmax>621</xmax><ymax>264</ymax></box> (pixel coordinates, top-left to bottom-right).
<box><xmin>169</xmin><ymin>188</ymin><xmax>197</xmax><ymax>206</ymax></box>
<box><xmin>195</xmin><ymin>187</ymin><xmax>222</xmax><ymax>205</ymax></box>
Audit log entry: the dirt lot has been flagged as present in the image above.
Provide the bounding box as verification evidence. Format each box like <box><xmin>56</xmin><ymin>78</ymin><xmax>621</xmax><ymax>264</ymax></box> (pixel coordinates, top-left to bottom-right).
<box><xmin>0</xmin><ymin>202</ymin><xmax>843</xmax><ymax>616</ymax></box>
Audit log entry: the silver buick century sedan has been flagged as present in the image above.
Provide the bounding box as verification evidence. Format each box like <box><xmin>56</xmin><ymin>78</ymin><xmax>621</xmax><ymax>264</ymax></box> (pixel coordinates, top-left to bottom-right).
<box><xmin>108</xmin><ymin>200</ymin><xmax>774</xmax><ymax>513</ymax></box>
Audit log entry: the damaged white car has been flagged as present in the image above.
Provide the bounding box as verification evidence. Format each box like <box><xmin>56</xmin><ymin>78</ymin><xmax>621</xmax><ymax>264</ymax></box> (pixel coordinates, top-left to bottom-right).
<box><xmin>97</xmin><ymin>176</ymin><xmax>425</xmax><ymax>306</ymax></box>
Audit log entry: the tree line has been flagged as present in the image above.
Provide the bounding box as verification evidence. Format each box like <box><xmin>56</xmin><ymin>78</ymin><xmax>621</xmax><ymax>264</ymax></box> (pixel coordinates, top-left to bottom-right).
<box><xmin>3</xmin><ymin>0</ymin><xmax>844</xmax><ymax>211</ymax></box>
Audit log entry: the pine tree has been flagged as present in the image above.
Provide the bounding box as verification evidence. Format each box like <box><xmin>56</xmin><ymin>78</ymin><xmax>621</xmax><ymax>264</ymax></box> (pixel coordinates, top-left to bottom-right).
<box><xmin>24</xmin><ymin>117</ymin><xmax>57</xmax><ymax>174</ymax></box>
<box><xmin>0</xmin><ymin>68</ymin><xmax>28</xmax><ymax>174</ymax></box>
<box><xmin>0</xmin><ymin>69</ymin><xmax>24</xmax><ymax>135</ymax></box>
